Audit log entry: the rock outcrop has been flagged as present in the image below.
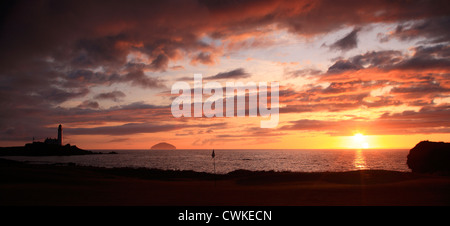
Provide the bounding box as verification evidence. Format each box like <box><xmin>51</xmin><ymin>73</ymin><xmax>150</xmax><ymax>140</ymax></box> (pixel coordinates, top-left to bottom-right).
<box><xmin>407</xmin><ymin>141</ymin><xmax>450</xmax><ymax>173</ymax></box>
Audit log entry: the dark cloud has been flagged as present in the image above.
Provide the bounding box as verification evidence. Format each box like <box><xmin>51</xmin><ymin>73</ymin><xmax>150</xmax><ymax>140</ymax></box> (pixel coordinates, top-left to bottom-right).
<box><xmin>414</xmin><ymin>44</ymin><xmax>450</xmax><ymax>58</ymax></box>
<box><xmin>56</xmin><ymin>102</ymin><xmax>173</xmax><ymax>124</ymax></box>
<box><xmin>40</xmin><ymin>87</ymin><xmax>90</xmax><ymax>104</ymax></box>
<box><xmin>64</xmin><ymin>69</ymin><xmax>113</xmax><ymax>88</ymax></box>
<box><xmin>64</xmin><ymin>69</ymin><xmax>165</xmax><ymax>89</ymax></box>
<box><xmin>280</xmin><ymin>119</ymin><xmax>333</xmax><ymax>131</ymax></box>
<box><xmin>109</xmin><ymin>137</ymin><xmax>130</xmax><ymax>143</ymax></box>
<box><xmin>382</xmin><ymin>16</ymin><xmax>450</xmax><ymax>44</ymax></box>
<box><xmin>71</xmin><ymin>35</ymin><xmax>129</xmax><ymax>68</ymax></box>
<box><xmin>322</xmin><ymin>80</ymin><xmax>371</xmax><ymax>94</ymax></box>
<box><xmin>325</xmin><ymin>45</ymin><xmax>450</xmax><ymax>78</ymax></box>
<box><xmin>285</xmin><ymin>68</ymin><xmax>322</xmax><ymax>78</ymax></box>
<box><xmin>77</xmin><ymin>100</ymin><xmax>100</xmax><ymax>109</ymax></box>
<box><xmin>328</xmin><ymin>28</ymin><xmax>360</xmax><ymax>51</ymax></box>
<box><xmin>94</xmin><ymin>91</ymin><xmax>126</xmax><ymax>102</ymax></box>
<box><xmin>115</xmin><ymin>102</ymin><xmax>169</xmax><ymax>111</ymax></box>
<box><xmin>393</xmin><ymin>44</ymin><xmax>450</xmax><ymax>71</ymax></box>
<box><xmin>350</xmin><ymin>50</ymin><xmax>404</xmax><ymax>69</ymax></box>
<box><xmin>327</xmin><ymin>50</ymin><xmax>404</xmax><ymax>74</ymax></box>
<box><xmin>191</xmin><ymin>52</ymin><xmax>215</xmax><ymax>65</ymax></box>
<box><xmin>205</xmin><ymin>68</ymin><xmax>250</xmax><ymax>80</ymax></box>
<box><xmin>389</xmin><ymin>80</ymin><xmax>450</xmax><ymax>104</ymax></box>
<box><xmin>327</xmin><ymin>60</ymin><xmax>363</xmax><ymax>74</ymax></box>
<box><xmin>66</xmin><ymin>123</ymin><xmax>178</xmax><ymax>136</ymax></box>
<box><xmin>149</xmin><ymin>54</ymin><xmax>170</xmax><ymax>71</ymax></box>
<box><xmin>391</xmin><ymin>82</ymin><xmax>450</xmax><ymax>95</ymax></box>
<box><xmin>119</xmin><ymin>70</ymin><xmax>166</xmax><ymax>89</ymax></box>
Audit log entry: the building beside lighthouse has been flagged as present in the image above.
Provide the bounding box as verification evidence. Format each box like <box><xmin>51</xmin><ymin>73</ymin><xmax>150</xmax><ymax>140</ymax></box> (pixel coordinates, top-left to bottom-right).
<box><xmin>44</xmin><ymin>124</ymin><xmax>63</xmax><ymax>146</ymax></box>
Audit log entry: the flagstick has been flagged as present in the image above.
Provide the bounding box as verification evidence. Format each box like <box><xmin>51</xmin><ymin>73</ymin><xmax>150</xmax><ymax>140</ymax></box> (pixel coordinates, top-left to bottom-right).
<box><xmin>212</xmin><ymin>149</ymin><xmax>216</xmax><ymax>187</ymax></box>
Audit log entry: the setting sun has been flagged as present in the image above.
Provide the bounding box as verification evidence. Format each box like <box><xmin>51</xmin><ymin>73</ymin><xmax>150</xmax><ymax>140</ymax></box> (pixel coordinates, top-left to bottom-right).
<box><xmin>354</xmin><ymin>133</ymin><xmax>365</xmax><ymax>142</ymax></box>
<box><xmin>353</xmin><ymin>133</ymin><xmax>370</xmax><ymax>149</ymax></box>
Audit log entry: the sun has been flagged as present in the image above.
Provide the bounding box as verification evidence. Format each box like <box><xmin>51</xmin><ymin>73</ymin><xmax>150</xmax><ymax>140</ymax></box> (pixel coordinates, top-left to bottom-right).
<box><xmin>353</xmin><ymin>133</ymin><xmax>364</xmax><ymax>142</ymax></box>
<box><xmin>353</xmin><ymin>133</ymin><xmax>370</xmax><ymax>149</ymax></box>
<box><xmin>362</xmin><ymin>142</ymin><xmax>369</xmax><ymax>149</ymax></box>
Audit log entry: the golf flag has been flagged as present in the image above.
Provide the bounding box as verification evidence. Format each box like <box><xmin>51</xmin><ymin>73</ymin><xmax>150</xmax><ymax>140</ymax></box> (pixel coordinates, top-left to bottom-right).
<box><xmin>212</xmin><ymin>149</ymin><xmax>215</xmax><ymax>158</ymax></box>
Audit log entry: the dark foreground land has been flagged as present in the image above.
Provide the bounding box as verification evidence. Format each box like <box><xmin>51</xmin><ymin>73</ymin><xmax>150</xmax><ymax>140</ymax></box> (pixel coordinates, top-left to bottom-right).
<box><xmin>1</xmin><ymin>158</ymin><xmax>450</xmax><ymax>206</ymax></box>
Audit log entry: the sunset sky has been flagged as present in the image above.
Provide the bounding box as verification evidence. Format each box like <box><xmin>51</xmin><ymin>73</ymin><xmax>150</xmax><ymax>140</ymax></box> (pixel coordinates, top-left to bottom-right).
<box><xmin>1</xmin><ymin>0</ymin><xmax>449</xmax><ymax>149</ymax></box>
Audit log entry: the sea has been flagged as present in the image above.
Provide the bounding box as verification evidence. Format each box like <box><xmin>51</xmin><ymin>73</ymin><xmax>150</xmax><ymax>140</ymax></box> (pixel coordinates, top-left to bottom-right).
<box><xmin>1</xmin><ymin>149</ymin><xmax>411</xmax><ymax>173</ymax></box>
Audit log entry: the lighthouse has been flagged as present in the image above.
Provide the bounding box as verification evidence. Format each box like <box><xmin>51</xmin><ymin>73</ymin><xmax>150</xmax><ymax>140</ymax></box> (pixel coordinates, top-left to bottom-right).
<box><xmin>57</xmin><ymin>124</ymin><xmax>63</xmax><ymax>146</ymax></box>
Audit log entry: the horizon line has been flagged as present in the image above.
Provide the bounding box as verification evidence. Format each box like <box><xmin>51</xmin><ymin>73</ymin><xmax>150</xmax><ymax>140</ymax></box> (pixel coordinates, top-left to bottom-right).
<box><xmin>88</xmin><ymin>148</ymin><xmax>411</xmax><ymax>151</ymax></box>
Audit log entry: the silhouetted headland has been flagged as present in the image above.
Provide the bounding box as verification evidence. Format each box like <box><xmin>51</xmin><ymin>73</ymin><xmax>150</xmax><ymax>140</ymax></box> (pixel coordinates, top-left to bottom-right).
<box><xmin>407</xmin><ymin>140</ymin><xmax>450</xmax><ymax>173</ymax></box>
<box><xmin>0</xmin><ymin>124</ymin><xmax>109</xmax><ymax>156</ymax></box>
<box><xmin>151</xmin><ymin>142</ymin><xmax>176</xmax><ymax>150</ymax></box>
<box><xmin>0</xmin><ymin>142</ymin><xmax>100</xmax><ymax>156</ymax></box>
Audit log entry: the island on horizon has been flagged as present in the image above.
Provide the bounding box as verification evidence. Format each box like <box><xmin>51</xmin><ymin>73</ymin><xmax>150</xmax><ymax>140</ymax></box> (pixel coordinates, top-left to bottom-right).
<box><xmin>150</xmin><ymin>142</ymin><xmax>176</xmax><ymax>150</ymax></box>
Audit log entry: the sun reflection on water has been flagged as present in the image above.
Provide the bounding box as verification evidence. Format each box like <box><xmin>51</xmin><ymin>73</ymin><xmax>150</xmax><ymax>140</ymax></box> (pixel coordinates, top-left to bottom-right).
<box><xmin>354</xmin><ymin>149</ymin><xmax>367</xmax><ymax>170</ymax></box>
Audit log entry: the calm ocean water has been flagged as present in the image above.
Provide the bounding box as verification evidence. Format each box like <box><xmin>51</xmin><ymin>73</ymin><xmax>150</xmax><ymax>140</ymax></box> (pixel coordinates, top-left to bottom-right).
<box><xmin>1</xmin><ymin>149</ymin><xmax>411</xmax><ymax>173</ymax></box>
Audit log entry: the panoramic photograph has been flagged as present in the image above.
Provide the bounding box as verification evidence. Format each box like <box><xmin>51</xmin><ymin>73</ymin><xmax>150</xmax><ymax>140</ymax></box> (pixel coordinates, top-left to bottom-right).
<box><xmin>1</xmin><ymin>0</ymin><xmax>449</xmax><ymax>217</ymax></box>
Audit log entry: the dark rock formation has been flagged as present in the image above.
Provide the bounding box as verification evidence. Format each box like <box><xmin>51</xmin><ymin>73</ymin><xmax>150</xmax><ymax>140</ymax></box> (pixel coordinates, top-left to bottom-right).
<box><xmin>407</xmin><ymin>141</ymin><xmax>450</xmax><ymax>173</ymax></box>
<box><xmin>150</xmin><ymin>142</ymin><xmax>176</xmax><ymax>150</ymax></box>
